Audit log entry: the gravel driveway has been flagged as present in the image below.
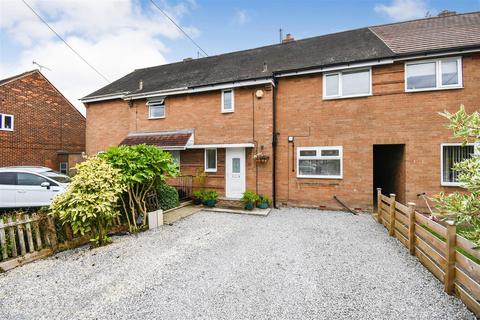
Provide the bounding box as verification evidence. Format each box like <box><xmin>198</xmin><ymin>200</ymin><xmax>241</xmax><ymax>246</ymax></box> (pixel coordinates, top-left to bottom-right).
<box><xmin>0</xmin><ymin>208</ymin><xmax>475</xmax><ymax>319</ymax></box>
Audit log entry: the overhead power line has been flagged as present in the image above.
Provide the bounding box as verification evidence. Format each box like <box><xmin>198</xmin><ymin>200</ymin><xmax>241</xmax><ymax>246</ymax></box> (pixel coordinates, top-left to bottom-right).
<box><xmin>22</xmin><ymin>0</ymin><xmax>111</xmax><ymax>83</ymax></box>
<box><xmin>149</xmin><ymin>0</ymin><xmax>208</xmax><ymax>57</ymax></box>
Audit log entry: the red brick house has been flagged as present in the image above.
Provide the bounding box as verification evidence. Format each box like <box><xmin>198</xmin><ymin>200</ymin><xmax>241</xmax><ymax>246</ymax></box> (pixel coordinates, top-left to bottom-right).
<box><xmin>82</xmin><ymin>12</ymin><xmax>480</xmax><ymax>210</ymax></box>
<box><xmin>0</xmin><ymin>70</ymin><xmax>85</xmax><ymax>173</ymax></box>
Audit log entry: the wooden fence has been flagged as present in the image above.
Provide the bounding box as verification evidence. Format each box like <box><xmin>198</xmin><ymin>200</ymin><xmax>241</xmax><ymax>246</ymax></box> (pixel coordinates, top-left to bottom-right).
<box><xmin>375</xmin><ymin>188</ymin><xmax>480</xmax><ymax>316</ymax></box>
<box><xmin>0</xmin><ymin>213</ymin><xmax>57</xmax><ymax>272</ymax></box>
<box><xmin>0</xmin><ymin>213</ymin><xmax>127</xmax><ymax>272</ymax></box>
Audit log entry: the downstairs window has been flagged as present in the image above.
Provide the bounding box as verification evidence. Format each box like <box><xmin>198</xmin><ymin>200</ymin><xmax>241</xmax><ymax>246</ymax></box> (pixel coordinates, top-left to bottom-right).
<box><xmin>441</xmin><ymin>143</ymin><xmax>475</xmax><ymax>186</ymax></box>
<box><xmin>297</xmin><ymin>146</ymin><xmax>343</xmax><ymax>179</ymax></box>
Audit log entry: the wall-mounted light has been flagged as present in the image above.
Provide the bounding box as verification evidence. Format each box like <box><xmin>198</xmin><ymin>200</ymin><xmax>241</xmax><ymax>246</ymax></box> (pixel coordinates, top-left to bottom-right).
<box><xmin>288</xmin><ymin>136</ymin><xmax>294</xmax><ymax>142</ymax></box>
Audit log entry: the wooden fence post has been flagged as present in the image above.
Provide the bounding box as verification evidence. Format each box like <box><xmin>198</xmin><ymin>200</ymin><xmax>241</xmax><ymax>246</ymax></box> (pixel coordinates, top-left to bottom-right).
<box><xmin>46</xmin><ymin>216</ymin><xmax>58</xmax><ymax>252</ymax></box>
<box><xmin>407</xmin><ymin>202</ymin><xmax>416</xmax><ymax>255</ymax></box>
<box><xmin>0</xmin><ymin>219</ymin><xmax>7</xmax><ymax>260</ymax></box>
<box><xmin>389</xmin><ymin>193</ymin><xmax>396</xmax><ymax>236</ymax></box>
<box><xmin>376</xmin><ymin>188</ymin><xmax>382</xmax><ymax>224</ymax></box>
<box><xmin>444</xmin><ymin>220</ymin><xmax>456</xmax><ymax>295</ymax></box>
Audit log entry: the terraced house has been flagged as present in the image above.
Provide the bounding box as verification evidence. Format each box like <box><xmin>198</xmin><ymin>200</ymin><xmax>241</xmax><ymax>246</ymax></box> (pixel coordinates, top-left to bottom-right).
<box><xmin>82</xmin><ymin>12</ymin><xmax>480</xmax><ymax>211</ymax></box>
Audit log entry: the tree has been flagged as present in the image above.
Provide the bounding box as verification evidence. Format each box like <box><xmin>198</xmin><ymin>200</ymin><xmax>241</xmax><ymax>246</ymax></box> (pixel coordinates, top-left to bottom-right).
<box><xmin>435</xmin><ymin>105</ymin><xmax>480</xmax><ymax>246</ymax></box>
<box><xmin>50</xmin><ymin>156</ymin><xmax>126</xmax><ymax>246</ymax></box>
<box><xmin>100</xmin><ymin>144</ymin><xmax>179</xmax><ymax>232</ymax></box>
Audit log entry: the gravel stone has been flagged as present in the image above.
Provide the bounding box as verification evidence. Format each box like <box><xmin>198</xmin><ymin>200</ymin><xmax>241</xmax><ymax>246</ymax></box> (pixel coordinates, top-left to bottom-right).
<box><xmin>0</xmin><ymin>208</ymin><xmax>475</xmax><ymax>319</ymax></box>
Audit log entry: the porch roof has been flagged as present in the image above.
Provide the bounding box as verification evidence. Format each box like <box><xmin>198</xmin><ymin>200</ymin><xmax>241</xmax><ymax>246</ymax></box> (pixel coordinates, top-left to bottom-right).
<box><xmin>120</xmin><ymin>130</ymin><xmax>194</xmax><ymax>150</ymax></box>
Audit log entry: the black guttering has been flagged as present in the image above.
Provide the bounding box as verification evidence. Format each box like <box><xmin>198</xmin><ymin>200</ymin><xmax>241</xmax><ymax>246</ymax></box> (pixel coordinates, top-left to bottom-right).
<box><xmin>272</xmin><ymin>77</ymin><xmax>278</xmax><ymax>208</ymax></box>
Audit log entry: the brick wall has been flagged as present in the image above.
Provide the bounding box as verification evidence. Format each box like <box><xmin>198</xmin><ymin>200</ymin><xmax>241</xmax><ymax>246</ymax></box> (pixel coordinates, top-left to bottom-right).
<box><xmin>85</xmin><ymin>85</ymin><xmax>274</xmax><ymax>198</ymax></box>
<box><xmin>0</xmin><ymin>71</ymin><xmax>86</xmax><ymax>170</ymax></box>
<box><xmin>86</xmin><ymin>53</ymin><xmax>480</xmax><ymax>210</ymax></box>
<box><xmin>276</xmin><ymin>53</ymin><xmax>480</xmax><ymax>210</ymax></box>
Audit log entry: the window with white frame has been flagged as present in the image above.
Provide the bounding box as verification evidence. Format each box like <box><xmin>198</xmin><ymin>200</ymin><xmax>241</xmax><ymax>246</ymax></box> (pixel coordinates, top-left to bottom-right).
<box><xmin>405</xmin><ymin>57</ymin><xmax>462</xmax><ymax>91</ymax></box>
<box><xmin>221</xmin><ymin>89</ymin><xmax>234</xmax><ymax>112</ymax></box>
<box><xmin>323</xmin><ymin>69</ymin><xmax>371</xmax><ymax>99</ymax></box>
<box><xmin>204</xmin><ymin>149</ymin><xmax>217</xmax><ymax>172</ymax></box>
<box><xmin>0</xmin><ymin>113</ymin><xmax>14</xmax><ymax>131</ymax></box>
<box><xmin>167</xmin><ymin>150</ymin><xmax>181</xmax><ymax>166</ymax></box>
<box><xmin>147</xmin><ymin>98</ymin><xmax>165</xmax><ymax>119</ymax></box>
<box><xmin>297</xmin><ymin>146</ymin><xmax>343</xmax><ymax>179</ymax></box>
<box><xmin>59</xmin><ymin>162</ymin><xmax>68</xmax><ymax>175</ymax></box>
<box><xmin>441</xmin><ymin>143</ymin><xmax>476</xmax><ymax>186</ymax></box>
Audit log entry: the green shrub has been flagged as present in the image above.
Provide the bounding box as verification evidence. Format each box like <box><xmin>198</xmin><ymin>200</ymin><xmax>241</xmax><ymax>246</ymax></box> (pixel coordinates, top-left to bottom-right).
<box><xmin>157</xmin><ymin>184</ymin><xmax>179</xmax><ymax>211</ymax></box>
<box><xmin>241</xmin><ymin>191</ymin><xmax>258</xmax><ymax>204</ymax></box>
<box><xmin>193</xmin><ymin>190</ymin><xmax>204</xmax><ymax>199</ymax></box>
<box><xmin>50</xmin><ymin>157</ymin><xmax>125</xmax><ymax>246</ymax></box>
<box><xmin>257</xmin><ymin>195</ymin><xmax>272</xmax><ymax>205</ymax></box>
<box><xmin>202</xmin><ymin>190</ymin><xmax>218</xmax><ymax>201</ymax></box>
<box><xmin>100</xmin><ymin>144</ymin><xmax>179</xmax><ymax>232</ymax></box>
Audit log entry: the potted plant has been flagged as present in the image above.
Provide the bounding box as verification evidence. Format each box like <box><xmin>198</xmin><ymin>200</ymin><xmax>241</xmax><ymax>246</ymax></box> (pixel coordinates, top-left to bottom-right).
<box><xmin>192</xmin><ymin>190</ymin><xmax>204</xmax><ymax>205</ymax></box>
<box><xmin>257</xmin><ymin>195</ymin><xmax>271</xmax><ymax>209</ymax></box>
<box><xmin>241</xmin><ymin>191</ymin><xmax>258</xmax><ymax>210</ymax></box>
<box><xmin>202</xmin><ymin>190</ymin><xmax>218</xmax><ymax>207</ymax></box>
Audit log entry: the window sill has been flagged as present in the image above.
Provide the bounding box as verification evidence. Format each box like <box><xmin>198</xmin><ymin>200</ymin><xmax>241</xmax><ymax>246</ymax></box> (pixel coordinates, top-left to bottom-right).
<box><xmin>297</xmin><ymin>175</ymin><xmax>343</xmax><ymax>179</ymax></box>
<box><xmin>148</xmin><ymin>116</ymin><xmax>165</xmax><ymax>120</ymax></box>
<box><xmin>323</xmin><ymin>93</ymin><xmax>372</xmax><ymax>100</ymax></box>
<box><xmin>441</xmin><ymin>182</ymin><xmax>465</xmax><ymax>187</ymax></box>
<box><xmin>406</xmin><ymin>86</ymin><xmax>463</xmax><ymax>93</ymax></box>
<box><xmin>0</xmin><ymin>128</ymin><xmax>14</xmax><ymax>131</ymax></box>
<box><xmin>205</xmin><ymin>169</ymin><xmax>217</xmax><ymax>173</ymax></box>
<box><xmin>221</xmin><ymin>110</ymin><xmax>234</xmax><ymax>114</ymax></box>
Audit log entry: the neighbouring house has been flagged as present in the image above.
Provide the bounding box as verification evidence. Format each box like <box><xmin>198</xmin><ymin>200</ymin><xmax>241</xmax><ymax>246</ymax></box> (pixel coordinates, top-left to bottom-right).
<box><xmin>0</xmin><ymin>70</ymin><xmax>85</xmax><ymax>174</ymax></box>
<box><xmin>82</xmin><ymin>12</ymin><xmax>480</xmax><ymax>211</ymax></box>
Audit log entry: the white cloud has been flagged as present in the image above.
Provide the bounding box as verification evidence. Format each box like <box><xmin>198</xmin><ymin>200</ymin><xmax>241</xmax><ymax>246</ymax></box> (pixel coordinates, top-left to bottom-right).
<box><xmin>232</xmin><ymin>9</ymin><xmax>248</xmax><ymax>25</ymax></box>
<box><xmin>374</xmin><ymin>0</ymin><xmax>431</xmax><ymax>21</ymax></box>
<box><xmin>0</xmin><ymin>0</ymin><xmax>200</xmax><ymax>115</ymax></box>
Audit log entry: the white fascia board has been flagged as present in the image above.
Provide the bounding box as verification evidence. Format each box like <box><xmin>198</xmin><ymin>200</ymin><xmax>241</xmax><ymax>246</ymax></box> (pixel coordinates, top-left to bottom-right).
<box><xmin>275</xmin><ymin>59</ymin><xmax>394</xmax><ymax>78</ymax></box>
<box><xmin>80</xmin><ymin>92</ymin><xmax>128</xmax><ymax>103</ymax></box>
<box><xmin>125</xmin><ymin>78</ymin><xmax>274</xmax><ymax>100</ymax></box>
<box><xmin>187</xmin><ymin>143</ymin><xmax>254</xmax><ymax>149</ymax></box>
<box><xmin>394</xmin><ymin>48</ymin><xmax>480</xmax><ymax>62</ymax></box>
<box><xmin>160</xmin><ymin>146</ymin><xmax>187</xmax><ymax>150</ymax></box>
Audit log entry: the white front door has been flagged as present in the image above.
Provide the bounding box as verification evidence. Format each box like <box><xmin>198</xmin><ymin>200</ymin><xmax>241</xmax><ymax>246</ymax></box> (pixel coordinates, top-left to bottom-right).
<box><xmin>225</xmin><ymin>148</ymin><xmax>246</xmax><ymax>198</ymax></box>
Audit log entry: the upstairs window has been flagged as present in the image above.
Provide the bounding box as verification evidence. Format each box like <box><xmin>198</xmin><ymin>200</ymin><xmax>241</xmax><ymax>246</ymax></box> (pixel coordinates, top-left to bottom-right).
<box><xmin>204</xmin><ymin>149</ymin><xmax>217</xmax><ymax>172</ymax></box>
<box><xmin>147</xmin><ymin>98</ymin><xmax>165</xmax><ymax>119</ymax></box>
<box><xmin>297</xmin><ymin>146</ymin><xmax>343</xmax><ymax>179</ymax></box>
<box><xmin>221</xmin><ymin>89</ymin><xmax>234</xmax><ymax>113</ymax></box>
<box><xmin>0</xmin><ymin>113</ymin><xmax>14</xmax><ymax>131</ymax></box>
<box><xmin>405</xmin><ymin>57</ymin><xmax>462</xmax><ymax>92</ymax></box>
<box><xmin>441</xmin><ymin>143</ymin><xmax>475</xmax><ymax>186</ymax></box>
<box><xmin>323</xmin><ymin>69</ymin><xmax>371</xmax><ymax>99</ymax></box>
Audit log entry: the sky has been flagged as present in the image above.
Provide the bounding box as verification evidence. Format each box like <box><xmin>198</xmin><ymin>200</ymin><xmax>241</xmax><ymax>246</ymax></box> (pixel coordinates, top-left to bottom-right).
<box><xmin>1</xmin><ymin>0</ymin><xmax>479</xmax><ymax>115</ymax></box>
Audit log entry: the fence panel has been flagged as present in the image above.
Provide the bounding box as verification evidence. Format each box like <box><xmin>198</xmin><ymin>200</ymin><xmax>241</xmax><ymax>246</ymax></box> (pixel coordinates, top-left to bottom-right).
<box><xmin>0</xmin><ymin>213</ymin><xmax>56</xmax><ymax>272</ymax></box>
<box><xmin>375</xmin><ymin>188</ymin><xmax>480</xmax><ymax>317</ymax></box>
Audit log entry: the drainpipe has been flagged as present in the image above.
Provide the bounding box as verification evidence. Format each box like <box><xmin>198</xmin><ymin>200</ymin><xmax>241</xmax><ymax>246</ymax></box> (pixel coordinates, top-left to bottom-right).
<box><xmin>272</xmin><ymin>77</ymin><xmax>278</xmax><ymax>208</ymax></box>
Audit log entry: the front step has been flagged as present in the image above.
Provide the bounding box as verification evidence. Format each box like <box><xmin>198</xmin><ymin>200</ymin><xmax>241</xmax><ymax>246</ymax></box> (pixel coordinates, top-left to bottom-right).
<box><xmin>217</xmin><ymin>197</ymin><xmax>243</xmax><ymax>209</ymax></box>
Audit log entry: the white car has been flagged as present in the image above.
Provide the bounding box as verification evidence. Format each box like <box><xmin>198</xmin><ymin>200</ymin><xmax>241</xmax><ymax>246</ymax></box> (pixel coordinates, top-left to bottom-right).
<box><xmin>0</xmin><ymin>166</ymin><xmax>71</xmax><ymax>208</ymax></box>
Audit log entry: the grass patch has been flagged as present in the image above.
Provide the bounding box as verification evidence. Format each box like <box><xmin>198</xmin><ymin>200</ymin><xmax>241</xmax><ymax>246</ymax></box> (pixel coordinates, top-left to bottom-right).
<box><xmin>420</xmin><ymin>224</ymin><xmax>480</xmax><ymax>265</ymax></box>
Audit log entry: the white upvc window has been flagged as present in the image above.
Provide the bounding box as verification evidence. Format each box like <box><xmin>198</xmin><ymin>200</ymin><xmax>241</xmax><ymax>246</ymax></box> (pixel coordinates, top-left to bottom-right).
<box><xmin>221</xmin><ymin>89</ymin><xmax>234</xmax><ymax>113</ymax></box>
<box><xmin>441</xmin><ymin>143</ymin><xmax>477</xmax><ymax>186</ymax></box>
<box><xmin>204</xmin><ymin>148</ymin><xmax>217</xmax><ymax>172</ymax></box>
<box><xmin>59</xmin><ymin>162</ymin><xmax>68</xmax><ymax>175</ymax></box>
<box><xmin>167</xmin><ymin>150</ymin><xmax>181</xmax><ymax>165</ymax></box>
<box><xmin>0</xmin><ymin>113</ymin><xmax>14</xmax><ymax>131</ymax></box>
<box><xmin>323</xmin><ymin>68</ymin><xmax>371</xmax><ymax>99</ymax></box>
<box><xmin>147</xmin><ymin>98</ymin><xmax>166</xmax><ymax>119</ymax></box>
<box><xmin>297</xmin><ymin>146</ymin><xmax>343</xmax><ymax>179</ymax></box>
<box><xmin>405</xmin><ymin>57</ymin><xmax>462</xmax><ymax>92</ymax></box>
